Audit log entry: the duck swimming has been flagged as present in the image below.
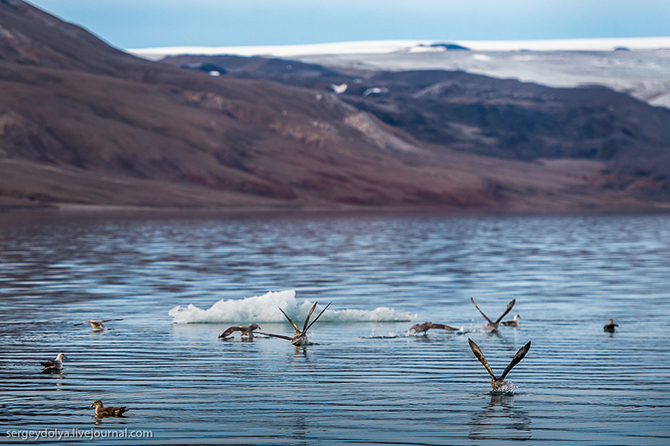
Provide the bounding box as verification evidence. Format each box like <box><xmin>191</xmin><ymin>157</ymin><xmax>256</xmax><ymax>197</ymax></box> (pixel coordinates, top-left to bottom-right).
<box><xmin>258</xmin><ymin>302</ymin><xmax>331</xmax><ymax>346</ymax></box>
<box><xmin>91</xmin><ymin>400</ymin><xmax>129</xmax><ymax>417</ymax></box>
<box><xmin>603</xmin><ymin>318</ymin><xmax>618</xmax><ymax>333</ymax></box>
<box><xmin>471</xmin><ymin>297</ymin><xmax>516</xmax><ymax>330</ymax></box>
<box><xmin>468</xmin><ymin>338</ymin><xmax>531</xmax><ymax>390</ymax></box>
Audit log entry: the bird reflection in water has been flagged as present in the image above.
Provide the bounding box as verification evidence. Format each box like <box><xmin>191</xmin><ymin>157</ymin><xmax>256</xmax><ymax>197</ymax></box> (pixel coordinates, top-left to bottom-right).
<box><xmin>291</xmin><ymin>417</ymin><xmax>309</xmax><ymax>446</ymax></box>
<box><xmin>40</xmin><ymin>368</ymin><xmax>63</xmax><ymax>390</ymax></box>
<box><xmin>468</xmin><ymin>394</ymin><xmax>532</xmax><ymax>442</ymax></box>
<box><xmin>293</xmin><ymin>346</ymin><xmax>309</xmax><ymax>359</ymax></box>
<box><xmin>93</xmin><ymin>416</ymin><xmax>130</xmax><ymax>426</ymax></box>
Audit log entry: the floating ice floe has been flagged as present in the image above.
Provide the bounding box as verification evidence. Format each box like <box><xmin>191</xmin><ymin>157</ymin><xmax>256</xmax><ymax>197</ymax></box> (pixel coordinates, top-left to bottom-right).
<box><xmin>168</xmin><ymin>290</ymin><xmax>415</xmax><ymax>324</ymax></box>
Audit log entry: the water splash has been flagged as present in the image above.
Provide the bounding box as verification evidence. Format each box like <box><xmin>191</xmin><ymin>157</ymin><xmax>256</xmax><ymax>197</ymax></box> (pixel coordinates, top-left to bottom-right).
<box><xmin>363</xmin><ymin>329</ymin><xmax>406</xmax><ymax>339</ymax></box>
<box><xmin>490</xmin><ymin>380</ymin><xmax>518</xmax><ymax>395</ymax></box>
<box><xmin>168</xmin><ymin>290</ymin><xmax>415</xmax><ymax>324</ymax></box>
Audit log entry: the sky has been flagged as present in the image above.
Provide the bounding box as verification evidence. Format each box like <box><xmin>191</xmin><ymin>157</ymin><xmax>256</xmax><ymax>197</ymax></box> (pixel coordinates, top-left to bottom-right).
<box><xmin>27</xmin><ymin>0</ymin><xmax>670</xmax><ymax>50</ymax></box>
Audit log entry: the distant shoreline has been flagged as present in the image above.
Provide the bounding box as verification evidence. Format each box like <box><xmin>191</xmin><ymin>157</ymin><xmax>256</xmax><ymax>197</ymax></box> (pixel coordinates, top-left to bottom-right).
<box><xmin>2</xmin><ymin>203</ymin><xmax>669</xmax><ymax>219</ymax></box>
<box><xmin>129</xmin><ymin>36</ymin><xmax>670</xmax><ymax>60</ymax></box>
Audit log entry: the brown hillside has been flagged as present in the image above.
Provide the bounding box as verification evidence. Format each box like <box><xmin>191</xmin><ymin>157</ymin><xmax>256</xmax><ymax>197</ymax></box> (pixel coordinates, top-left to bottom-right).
<box><xmin>0</xmin><ymin>0</ymin><xmax>668</xmax><ymax>213</ymax></box>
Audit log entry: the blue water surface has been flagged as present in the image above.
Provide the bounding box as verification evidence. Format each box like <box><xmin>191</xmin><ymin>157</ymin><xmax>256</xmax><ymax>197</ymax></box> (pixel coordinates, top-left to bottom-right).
<box><xmin>0</xmin><ymin>210</ymin><xmax>669</xmax><ymax>445</ymax></box>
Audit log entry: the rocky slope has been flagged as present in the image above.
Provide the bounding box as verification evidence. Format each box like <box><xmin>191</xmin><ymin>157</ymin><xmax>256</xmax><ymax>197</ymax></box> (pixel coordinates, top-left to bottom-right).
<box><xmin>164</xmin><ymin>55</ymin><xmax>670</xmax><ymax>195</ymax></box>
<box><xmin>0</xmin><ymin>0</ymin><xmax>668</xmax><ymax>212</ymax></box>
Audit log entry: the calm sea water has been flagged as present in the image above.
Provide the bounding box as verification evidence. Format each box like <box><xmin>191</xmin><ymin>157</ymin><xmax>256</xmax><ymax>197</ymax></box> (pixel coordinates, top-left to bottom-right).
<box><xmin>1</xmin><ymin>210</ymin><xmax>669</xmax><ymax>445</ymax></box>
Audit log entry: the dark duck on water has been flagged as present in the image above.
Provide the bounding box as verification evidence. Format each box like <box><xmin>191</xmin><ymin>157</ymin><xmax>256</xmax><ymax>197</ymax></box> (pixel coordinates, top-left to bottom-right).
<box><xmin>603</xmin><ymin>318</ymin><xmax>618</xmax><ymax>333</ymax></box>
<box><xmin>91</xmin><ymin>400</ymin><xmax>129</xmax><ymax>417</ymax></box>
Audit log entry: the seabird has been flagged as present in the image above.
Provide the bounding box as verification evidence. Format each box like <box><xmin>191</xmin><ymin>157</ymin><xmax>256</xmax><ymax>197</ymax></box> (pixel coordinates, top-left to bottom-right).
<box><xmin>330</xmin><ymin>83</ymin><xmax>347</xmax><ymax>94</ymax></box>
<box><xmin>258</xmin><ymin>302</ymin><xmax>331</xmax><ymax>346</ymax></box>
<box><xmin>468</xmin><ymin>338</ymin><xmax>531</xmax><ymax>390</ymax></box>
<box><xmin>603</xmin><ymin>318</ymin><xmax>618</xmax><ymax>333</ymax></box>
<box><xmin>471</xmin><ymin>297</ymin><xmax>516</xmax><ymax>330</ymax></box>
<box><xmin>408</xmin><ymin>321</ymin><xmax>458</xmax><ymax>334</ymax></box>
<box><xmin>219</xmin><ymin>323</ymin><xmax>261</xmax><ymax>339</ymax></box>
<box><xmin>90</xmin><ymin>400</ymin><xmax>129</xmax><ymax>417</ymax></box>
<box><xmin>40</xmin><ymin>353</ymin><xmax>67</xmax><ymax>370</ymax></box>
<box><xmin>88</xmin><ymin>319</ymin><xmax>122</xmax><ymax>330</ymax></box>
<box><xmin>502</xmin><ymin>314</ymin><xmax>521</xmax><ymax>327</ymax></box>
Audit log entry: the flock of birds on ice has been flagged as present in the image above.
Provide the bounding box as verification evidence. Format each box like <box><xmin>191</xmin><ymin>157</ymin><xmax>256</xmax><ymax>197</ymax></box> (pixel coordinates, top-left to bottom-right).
<box><xmin>40</xmin><ymin>298</ymin><xmax>620</xmax><ymax>419</ymax></box>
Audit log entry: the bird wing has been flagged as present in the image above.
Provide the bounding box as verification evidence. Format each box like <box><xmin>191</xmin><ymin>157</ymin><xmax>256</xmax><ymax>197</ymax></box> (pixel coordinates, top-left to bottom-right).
<box><xmin>278</xmin><ymin>307</ymin><xmax>301</xmax><ymax>334</ymax></box>
<box><xmin>430</xmin><ymin>323</ymin><xmax>458</xmax><ymax>331</ymax></box>
<box><xmin>219</xmin><ymin>326</ymin><xmax>241</xmax><ymax>337</ymax></box>
<box><xmin>494</xmin><ymin>300</ymin><xmax>516</xmax><ymax>325</ymax></box>
<box><xmin>500</xmin><ymin>341</ymin><xmax>531</xmax><ymax>380</ymax></box>
<box><xmin>103</xmin><ymin>406</ymin><xmax>126</xmax><ymax>416</ymax></box>
<box><xmin>302</xmin><ymin>302</ymin><xmax>318</xmax><ymax>333</ymax></box>
<box><xmin>470</xmin><ymin>298</ymin><xmax>494</xmax><ymax>325</ymax></box>
<box><xmin>41</xmin><ymin>359</ymin><xmax>56</xmax><ymax>367</ymax></box>
<box><xmin>305</xmin><ymin>302</ymin><xmax>331</xmax><ymax>333</ymax></box>
<box><xmin>468</xmin><ymin>338</ymin><xmax>497</xmax><ymax>381</ymax></box>
<box><xmin>256</xmin><ymin>331</ymin><xmax>294</xmax><ymax>341</ymax></box>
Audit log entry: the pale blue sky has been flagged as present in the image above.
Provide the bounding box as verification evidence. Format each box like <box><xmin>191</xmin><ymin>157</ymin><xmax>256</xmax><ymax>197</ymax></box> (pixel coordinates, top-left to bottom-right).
<box><xmin>27</xmin><ymin>0</ymin><xmax>670</xmax><ymax>50</ymax></box>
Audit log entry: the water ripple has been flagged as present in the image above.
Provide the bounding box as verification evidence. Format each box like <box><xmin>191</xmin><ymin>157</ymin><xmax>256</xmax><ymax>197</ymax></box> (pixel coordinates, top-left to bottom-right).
<box><xmin>0</xmin><ymin>211</ymin><xmax>669</xmax><ymax>444</ymax></box>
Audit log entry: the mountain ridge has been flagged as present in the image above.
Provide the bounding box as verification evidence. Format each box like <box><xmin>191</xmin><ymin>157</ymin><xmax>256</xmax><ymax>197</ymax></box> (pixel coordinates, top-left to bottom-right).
<box><xmin>0</xmin><ymin>0</ymin><xmax>668</xmax><ymax>213</ymax></box>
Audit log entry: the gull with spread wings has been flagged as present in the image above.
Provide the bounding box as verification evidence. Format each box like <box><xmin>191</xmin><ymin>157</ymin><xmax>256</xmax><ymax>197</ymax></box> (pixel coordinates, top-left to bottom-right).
<box><xmin>468</xmin><ymin>338</ymin><xmax>531</xmax><ymax>389</ymax></box>
<box><xmin>258</xmin><ymin>302</ymin><xmax>331</xmax><ymax>346</ymax></box>
<box><xmin>88</xmin><ymin>319</ymin><xmax>123</xmax><ymax>330</ymax></box>
<box><xmin>407</xmin><ymin>322</ymin><xmax>458</xmax><ymax>334</ymax></box>
<box><xmin>219</xmin><ymin>323</ymin><xmax>261</xmax><ymax>339</ymax></box>
<box><xmin>471</xmin><ymin>297</ymin><xmax>516</xmax><ymax>330</ymax></box>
